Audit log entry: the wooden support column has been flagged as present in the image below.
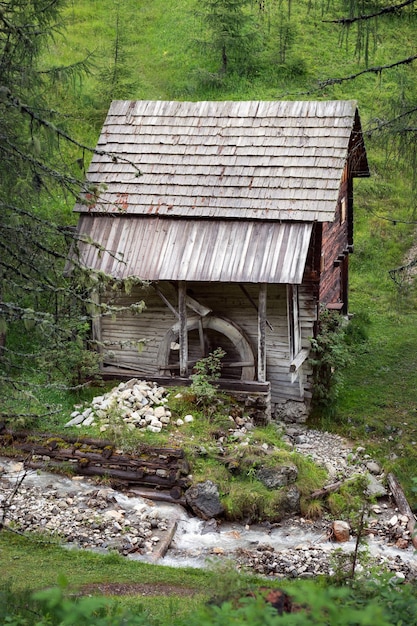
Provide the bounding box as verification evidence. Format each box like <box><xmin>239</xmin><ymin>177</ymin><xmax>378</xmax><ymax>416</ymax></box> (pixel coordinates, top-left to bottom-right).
<box><xmin>178</xmin><ymin>281</ymin><xmax>188</xmax><ymax>377</ymax></box>
<box><xmin>90</xmin><ymin>289</ymin><xmax>102</xmax><ymax>354</ymax></box>
<box><xmin>258</xmin><ymin>283</ymin><xmax>267</xmax><ymax>383</ymax></box>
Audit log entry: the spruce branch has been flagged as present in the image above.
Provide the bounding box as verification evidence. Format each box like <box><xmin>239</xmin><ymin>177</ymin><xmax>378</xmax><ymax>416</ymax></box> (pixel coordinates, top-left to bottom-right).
<box><xmin>318</xmin><ymin>55</ymin><xmax>417</xmax><ymax>88</ymax></box>
<box><xmin>323</xmin><ymin>0</ymin><xmax>417</xmax><ymax>25</ymax></box>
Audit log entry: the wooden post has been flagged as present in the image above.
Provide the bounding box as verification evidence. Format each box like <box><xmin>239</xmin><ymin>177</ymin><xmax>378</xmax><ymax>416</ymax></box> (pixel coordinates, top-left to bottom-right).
<box><xmin>178</xmin><ymin>281</ymin><xmax>188</xmax><ymax>377</ymax></box>
<box><xmin>90</xmin><ymin>289</ymin><xmax>102</xmax><ymax>354</ymax></box>
<box><xmin>258</xmin><ymin>283</ymin><xmax>267</xmax><ymax>383</ymax></box>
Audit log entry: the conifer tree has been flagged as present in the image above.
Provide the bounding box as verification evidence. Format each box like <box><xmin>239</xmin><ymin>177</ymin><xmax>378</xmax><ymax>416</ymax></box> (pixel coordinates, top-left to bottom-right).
<box><xmin>0</xmin><ymin>0</ymin><xmax>103</xmax><ymax>421</ymax></box>
<box><xmin>195</xmin><ymin>0</ymin><xmax>262</xmax><ymax>75</ymax></box>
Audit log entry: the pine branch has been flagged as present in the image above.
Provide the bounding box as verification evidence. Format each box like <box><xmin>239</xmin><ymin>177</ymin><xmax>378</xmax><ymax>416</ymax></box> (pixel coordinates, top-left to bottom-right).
<box><xmin>367</xmin><ymin>105</ymin><xmax>417</xmax><ymax>133</ymax></box>
<box><xmin>3</xmin><ymin>91</ymin><xmax>142</xmax><ymax>177</ymax></box>
<box><xmin>323</xmin><ymin>0</ymin><xmax>417</xmax><ymax>25</ymax></box>
<box><xmin>318</xmin><ymin>54</ymin><xmax>417</xmax><ymax>88</ymax></box>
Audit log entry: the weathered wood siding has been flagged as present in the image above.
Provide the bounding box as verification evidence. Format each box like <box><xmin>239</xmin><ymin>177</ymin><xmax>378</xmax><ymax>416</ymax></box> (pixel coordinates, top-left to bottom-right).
<box><xmin>319</xmin><ymin>166</ymin><xmax>350</xmax><ymax>310</ymax></box>
<box><xmin>98</xmin><ymin>281</ymin><xmax>317</xmax><ymax>404</ymax></box>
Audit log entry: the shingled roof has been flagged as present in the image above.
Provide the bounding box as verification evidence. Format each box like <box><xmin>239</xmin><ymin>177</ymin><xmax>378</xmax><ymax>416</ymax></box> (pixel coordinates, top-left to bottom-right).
<box><xmin>75</xmin><ymin>100</ymin><xmax>369</xmax><ymax>222</ymax></box>
<box><xmin>72</xmin><ymin>100</ymin><xmax>369</xmax><ymax>284</ymax></box>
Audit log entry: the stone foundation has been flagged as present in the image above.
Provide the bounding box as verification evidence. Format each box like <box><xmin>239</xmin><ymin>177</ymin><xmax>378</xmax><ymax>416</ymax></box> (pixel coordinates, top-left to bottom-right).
<box><xmin>226</xmin><ymin>388</ymin><xmax>271</xmax><ymax>426</ymax></box>
<box><xmin>273</xmin><ymin>399</ymin><xmax>309</xmax><ymax>424</ymax></box>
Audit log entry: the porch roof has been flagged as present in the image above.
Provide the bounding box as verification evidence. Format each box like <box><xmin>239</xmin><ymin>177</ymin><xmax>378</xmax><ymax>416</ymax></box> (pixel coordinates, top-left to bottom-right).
<box><xmin>73</xmin><ymin>215</ymin><xmax>312</xmax><ymax>284</ymax></box>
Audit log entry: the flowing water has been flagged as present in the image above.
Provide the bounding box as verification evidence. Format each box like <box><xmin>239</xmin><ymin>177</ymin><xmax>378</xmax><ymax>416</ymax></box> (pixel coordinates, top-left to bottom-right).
<box><xmin>1</xmin><ymin>458</ymin><xmax>415</xmax><ymax>575</ymax></box>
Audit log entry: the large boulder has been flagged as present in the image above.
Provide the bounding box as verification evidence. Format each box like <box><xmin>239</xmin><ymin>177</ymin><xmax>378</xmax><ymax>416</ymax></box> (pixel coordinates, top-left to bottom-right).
<box><xmin>185</xmin><ymin>481</ymin><xmax>225</xmax><ymax>520</ymax></box>
<box><xmin>274</xmin><ymin>400</ymin><xmax>309</xmax><ymax>424</ymax></box>
<box><xmin>256</xmin><ymin>464</ymin><xmax>298</xmax><ymax>489</ymax></box>
<box><xmin>365</xmin><ymin>473</ymin><xmax>387</xmax><ymax>498</ymax></box>
<box><xmin>282</xmin><ymin>486</ymin><xmax>301</xmax><ymax>514</ymax></box>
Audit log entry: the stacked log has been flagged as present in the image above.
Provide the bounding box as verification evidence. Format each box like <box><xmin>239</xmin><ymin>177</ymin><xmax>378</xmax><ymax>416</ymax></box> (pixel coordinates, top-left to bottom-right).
<box><xmin>0</xmin><ymin>430</ymin><xmax>190</xmax><ymax>500</ymax></box>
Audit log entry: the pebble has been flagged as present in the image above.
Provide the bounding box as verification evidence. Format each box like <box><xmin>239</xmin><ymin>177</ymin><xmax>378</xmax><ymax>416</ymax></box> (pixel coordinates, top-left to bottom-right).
<box><xmin>0</xmin><ymin>466</ymin><xmax>168</xmax><ymax>556</ymax></box>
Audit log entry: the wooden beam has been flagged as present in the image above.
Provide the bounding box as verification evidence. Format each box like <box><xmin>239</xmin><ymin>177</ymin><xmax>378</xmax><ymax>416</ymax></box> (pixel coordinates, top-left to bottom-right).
<box><xmin>186</xmin><ymin>295</ymin><xmax>212</xmax><ymax>317</ymax></box>
<box><xmin>198</xmin><ymin>317</ymin><xmax>205</xmax><ymax>357</ymax></box>
<box><xmin>178</xmin><ymin>281</ymin><xmax>188</xmax><ymax>377</ymax></box>
<box><xmin>90</xmin><ymin>289</ymin><xmax>102</xmax><ymax>353</ymax></box>
<box><xmin>152</xmin><ymin>285</ymin><xmax>179</xmax><ymax>319</ymax></box>
<box><xmin>289</xmin><ymin>348</ymin><xmax>310</xmax><ymax>373</ymax></box>
<box><xmin>258</xmin><ymin>283</ymin><xmax>267</xmax><ymax>383</ymax></box>
<box><xmin>239</xmin><ymin>284</ymin><xmax>273</xmax><ymax>331</ymax></box>
<box><xmin>387</xmin><ymin>473</ymin><xmax>417</xmax><ymax>550</ymax></box>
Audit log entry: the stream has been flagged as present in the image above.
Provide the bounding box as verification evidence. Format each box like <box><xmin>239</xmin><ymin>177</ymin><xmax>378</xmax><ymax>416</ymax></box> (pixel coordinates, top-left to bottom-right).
<box><xmin>1</xmin><ymin>457</ymin><xmax>416</xmax><ymax>580</ymax></box>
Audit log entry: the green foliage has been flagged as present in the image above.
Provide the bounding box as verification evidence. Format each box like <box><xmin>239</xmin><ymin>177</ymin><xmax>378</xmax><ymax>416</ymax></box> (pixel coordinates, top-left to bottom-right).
<box><xmin>222</xmin><ymin>479</ymin><xmax>284</xmax><ymax>522</ymax></box>
<box><xmin>0</xmin><ymin>579</ymin><xmax>151</xmax><ymax>626</ymax></box>
<box><xmin>343</xmin><ymin>312</ymin><xmax>371</xmax><ymax>346</ymax></box>
<box><xmin>194</xmin><ymin>0</ymin><xmax>262</xmax><ymax>76</ymax></box>
<box><xmin>190</xmin><ymin>348</ymin><xmax>226</xmax><ymax>407</ymax></box>
<box><xmin>327</xmin><ymin>474</ymin><xmax>370</xmax><ymax>520</ymax></box>
<box><xmin>309</xmin><ymin>310</ymin><xmax>352</xmax><ymax>415</ymax></box>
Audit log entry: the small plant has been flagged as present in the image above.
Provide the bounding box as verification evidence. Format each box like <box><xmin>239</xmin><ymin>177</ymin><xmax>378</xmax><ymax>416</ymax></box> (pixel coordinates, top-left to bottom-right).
<box><xmin>190</xmin><ymin>348</ymin><xmax>226</xmax><ymax>408</ymax></box>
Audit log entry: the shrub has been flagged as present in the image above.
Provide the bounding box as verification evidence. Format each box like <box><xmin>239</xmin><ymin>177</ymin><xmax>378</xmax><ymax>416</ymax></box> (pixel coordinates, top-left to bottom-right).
<box><xmin>309</xmin><ymin>309</ymin><xmax>351</xmax><ymax>415</ymax></box>
<box><xmin>190</xmin><ymin>348</ymin><xmax>226</xmax><ymax>407</ymax></box>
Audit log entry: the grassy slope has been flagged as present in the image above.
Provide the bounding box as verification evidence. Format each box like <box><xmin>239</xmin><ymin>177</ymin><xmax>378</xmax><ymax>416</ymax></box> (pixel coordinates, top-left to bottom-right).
<box><xmin>0</xmin><ymin>532</ymin><xmax>213</xmax><ymax>621</ymax></box>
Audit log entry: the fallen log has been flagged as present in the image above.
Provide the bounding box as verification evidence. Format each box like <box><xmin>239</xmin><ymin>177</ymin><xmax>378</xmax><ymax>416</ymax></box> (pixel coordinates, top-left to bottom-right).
<box><xmin>387</xmin><ymin>472</ymin><xmax>417</xmax><ymax>550</ymax></box>
<box><xmin>309</xmin><ymin>480</ymin><xmax>344</xmax><ymax>500</ymax></box>
<box><xmin>128</xmin><ymin>487</ymin><xmax>186</xmax><ymax>506</ymax></box>
<box><xmin>14</xmin><ymin>444</ymin><xmax>189</xmax><ymax>473</ymax></box>
<box><xmin>150</xmin><ymin>520</ymin><xmax>178</xmax><ymax>561</ymax></box>
<box><xmin>2</xmin><ymin>429</ymin><xmax>186</xmax><ymax>458</ymax></box>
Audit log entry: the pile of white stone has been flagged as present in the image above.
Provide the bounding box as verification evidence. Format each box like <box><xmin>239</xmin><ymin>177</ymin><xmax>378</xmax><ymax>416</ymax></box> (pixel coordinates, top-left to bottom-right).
<box><xmin>64</xmin><ymin>379</ymin><xmax>185</xmax><ymax>433</ymax></box>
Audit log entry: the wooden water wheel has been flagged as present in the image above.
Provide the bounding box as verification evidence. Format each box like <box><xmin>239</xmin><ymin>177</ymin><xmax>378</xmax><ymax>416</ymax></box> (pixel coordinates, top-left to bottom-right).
<box><xmin>157</xmin><ymin>315</ymin><xmax>256</xmax><ymax>381</ymax></box>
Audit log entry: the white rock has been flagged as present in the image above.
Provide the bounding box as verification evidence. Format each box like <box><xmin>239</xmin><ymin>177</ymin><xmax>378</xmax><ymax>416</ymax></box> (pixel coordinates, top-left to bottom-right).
<box><xmin>82</xmin><ymin>415</ymin><xmax>95</xmax><ymax>427</ymax></box>
<box><xmin>119</xmin><ymin>389</ymin><xmax>133</xmax><ymax>400</ymax></box>
<box><xmin>184</xmin><ymin>414</ymin><xmax>194</xmax><ymax>423</ymax></box>
<box><xmin>154</xmin><ymin>406</ymin><xmax>166</xmax><ymax>419</ymax></box>
<box><xmin>64</xmin><ymin>414</ymin><xmax>85</xmax><ymax>427</ymax></box>
<box><xmin>150</xmin><ymin>419</ymin><xmax>163</xmax><ymax>429</ymax></box>
<box><xmin>160</xmin><ymin>416</ymin><xmax>170</xmax><ymax>424</ymax></box>
<box><xmin>392</xmin><ymin>572</ymin><xmax>406</xmax><ymax>583</ymax></box>
<box><xmin>176</xmin><ymin>419</ymin><xmax>184</xmax><ymax>426</ymax></box>
<box><xmin>147</xmin><ymin>425</ymin><xmax>162</xmax><ymax>433</ymax></box>
<box><xmin>389</xmin><ymin>515</ymin><xmax>398</xmax><ymax>527</ymax></box>
<box><xmin>104</xmin><ymin>510</ymin><xmax>124</xmax><ymax>521</ymax></box>
<box><xmin>82</xmin><ymin>407</ymin><xmax>93</xmax><ymax>418</ymax></box>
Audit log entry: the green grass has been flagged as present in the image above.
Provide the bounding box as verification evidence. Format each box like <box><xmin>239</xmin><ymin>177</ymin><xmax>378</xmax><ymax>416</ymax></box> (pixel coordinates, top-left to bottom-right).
<box><xmin>0</xmin><ymin>531</ymin><xmax>277</xmax><ymax>622</ymax></box>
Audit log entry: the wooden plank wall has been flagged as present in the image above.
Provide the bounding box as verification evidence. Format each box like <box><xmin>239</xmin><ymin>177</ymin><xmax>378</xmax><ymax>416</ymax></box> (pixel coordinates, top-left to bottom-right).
<box><xmin>98</xmin><ymin>281</ymin><xmax>317</xmax><ymax>406</ymax></box>
<box><xmin>319</xmin><ymin>172</ymin><xmax>349</xmax><ymax>308</ymax></box>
